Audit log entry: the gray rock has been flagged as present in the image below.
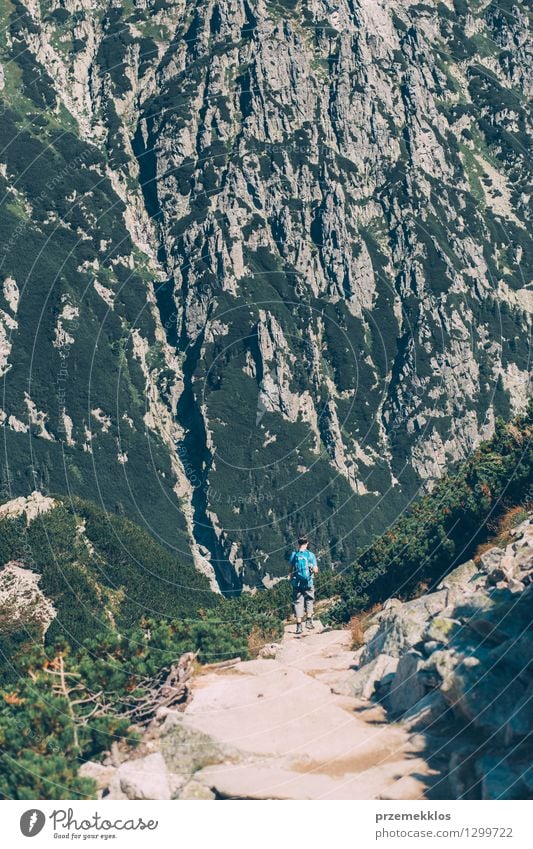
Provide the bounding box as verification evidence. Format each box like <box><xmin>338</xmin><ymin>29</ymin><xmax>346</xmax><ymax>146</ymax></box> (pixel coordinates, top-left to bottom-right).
<box><xmin>352</xmin><ymin>645</ymin><xmax>365</xmax><ymax>667</ymax></box>
<box><xmin>103</xmin><ymin>773</ymin><xmax>128</xmax><ymax>801</ymax></box>
<box><xmin>119</xmin><ymin>753</ymin><xmax>172</xmax><ymax>800</ymax></box>
<box><xmin>168</xmin><ymin>773</ymin><xmax>188</xmax><ymax>798</ymax></box>
<box><xmin>510</xmin><ymin>517</ymin><xmax>532</xmax><ymax>538</ymax></box>
<box><xmin>514</xmin><ymin>544</ymin><xmax>533</xmax><ymax>572</ymax></box>
<box><xmin>78</xmin><ymin>761</ymin><xmax>117</xmax><ymax>797</ymax></box>
<box><xmin>361</xmin><ymin>622</ymin><xmax>381</xmax><ymax>647</ymax></box>
<box><xmin>480</xmin><ymin>547</ymin><xmax>506</xmax><ymax>572</ymax></box>
<box><xmin>486</xmin><ymin>552</ymin><xmax>519</xmax><ymax>584</ymax></box>
<box><xmin>467</xmin><ymin>588</ymin><xmax>532</xmax><ymax>645</ymax></box>
<box><xmin>387</xmin><ymin>651</ymin><xmax>428</xmax><ymax>715</ymax></box>
<box><xmin>331</xmin><ymin>653</ymin><xmax>398</xmax><ymax>699</ymax></box>
<box><xmin>382</xmin><ymin>598</ymin><xmax>402</xmax><ymax>610</ymax></box>
<box><xmin>437</xmin><ymin>560</ymin><xmax>478</xmax><ymax>591</ymax></box>
<box><xmin>160</xmin><ymin>715</ymin><xmax>234</xmax><ymax>776</ymax></box>
<box><xmin>424</xmin><ymin>616</ymin><xmax>461</xmax><ymax>646</ymax></box>
<box><xmin>515</xmin><ymin>528</ymin><xmax>533</xmax><ymax>543</ymax></box>
<box><xmin>355</xmin><ymin>523</ymin><xmax>533</xmax><ymax>798</ymax></box>
<box><xmin>431</xmin><ymin>648</ymin><xmax>462</xmax><ymax>682</ymax></box>
<box><xmin>259</xmin><ymin>642</ymin><xmax>280</xmax><ymax>659</ymax></box>
<box><xmin>178</xmin><ymin>779</ymin><xmax>216</xmax><ymax>800</ymax></box>
<box><xmin>399</xmin><ymin>690</ymin><xmax>449</xmax><ymax>731</ymax></box>
<box><xmin>360</xmin><ymin>591</ymin><xmax>448</xmax><ymax>664</ymax></box>
<box><xmin>440</xmin><ymin>649</ymin><xmax>528</xmax><ymax>741</ymax></box>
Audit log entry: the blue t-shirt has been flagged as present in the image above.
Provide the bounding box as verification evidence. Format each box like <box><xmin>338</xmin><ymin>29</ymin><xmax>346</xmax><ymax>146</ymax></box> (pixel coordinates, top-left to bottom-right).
<box><xmin>290</xmin><ymin>549</ymin><xmax>317</xmax><ymax>586</ymax></box>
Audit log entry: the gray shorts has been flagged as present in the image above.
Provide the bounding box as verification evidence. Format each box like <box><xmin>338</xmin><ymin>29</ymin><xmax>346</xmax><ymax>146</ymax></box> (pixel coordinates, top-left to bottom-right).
<box><xmin>292</xmin><ymin>584</ymin><xmax>315</xmax><ymax>619</ymax></box>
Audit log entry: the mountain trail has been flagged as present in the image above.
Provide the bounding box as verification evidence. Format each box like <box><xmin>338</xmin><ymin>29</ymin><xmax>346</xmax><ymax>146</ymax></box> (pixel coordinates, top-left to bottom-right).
<box><xmin>179</xmin><ymin>624</ymin><xmax>443</xmax><ymax>800</ymax></box>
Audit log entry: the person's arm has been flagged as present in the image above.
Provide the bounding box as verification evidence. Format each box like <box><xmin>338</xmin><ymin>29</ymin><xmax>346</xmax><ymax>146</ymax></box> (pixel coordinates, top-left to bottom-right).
<box><xmin>311</xmin><ymin>552</ymin><xmax>318</xmax><ymax>573</ymax></box>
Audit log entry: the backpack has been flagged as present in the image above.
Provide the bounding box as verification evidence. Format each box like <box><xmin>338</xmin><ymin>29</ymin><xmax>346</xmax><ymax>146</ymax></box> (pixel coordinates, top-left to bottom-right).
<box><xmin>292</xmin><ymin>551</ymin><xmax>312</xmax><ymax>589</ymax></box>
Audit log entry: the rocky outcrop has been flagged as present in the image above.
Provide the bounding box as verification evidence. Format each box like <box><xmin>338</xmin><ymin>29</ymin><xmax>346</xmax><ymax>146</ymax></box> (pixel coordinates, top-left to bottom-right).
<box><xmin>0</xmin><ymin>1</ymin><xmax>530</xmax><ymax>587</ymax></box>
<box><xmin>0</xmin><ymin>560</ymin><xmax>56</xmax><ymax>639</ymax></box>
<box><xmin>0</xmin><ymin>491</ymin><xmax>56</xmax><ymax>525</ymax></box>
<box><xmin>347</xmin><ymin>514</ymin><xmax>533</xmax><ymax>799</ymax></box>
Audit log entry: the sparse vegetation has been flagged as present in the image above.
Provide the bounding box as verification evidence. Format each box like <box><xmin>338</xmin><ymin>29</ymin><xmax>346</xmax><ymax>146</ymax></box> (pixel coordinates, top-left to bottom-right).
<box><xmin>324</xmin><ymin>403</ymin><xmax>533</xmax><ymax>624</ymax></box>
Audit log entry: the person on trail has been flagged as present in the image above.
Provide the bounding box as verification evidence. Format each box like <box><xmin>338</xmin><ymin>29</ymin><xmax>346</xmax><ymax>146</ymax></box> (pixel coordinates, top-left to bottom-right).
<box><xmin>289</xmin><ymin>534</ymin><xmax>318</xmax><ymax>634</ymax></box>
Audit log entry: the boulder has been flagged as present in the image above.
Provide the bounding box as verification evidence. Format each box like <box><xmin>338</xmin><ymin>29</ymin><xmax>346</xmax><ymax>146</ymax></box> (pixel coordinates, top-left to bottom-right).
<box><xmin>118</xmin><ymin>752</ymin><xmax>172</xmax><ymax>800</ymax></box>
<box><xmin>387</xmin><ymin>651</ymin><xmax>428</xmax><ymax>715</ymax></box>
<box><xmin>356</xmin><ymin>521</ymin><xmax>533</xmax><ymax>798</ymax></box>
<box><xmin>486</xmin><ymin>552</ymin><xmax>519</xmax><ymax>584</ymax></box>
<box><xmin>352</xmin><ymin>645</ymin><xmax>365</xmax><ymax>667</ymax></box>
<box><xmin>399</xmin><ymin>690</ymin><xmax>449</xmax><ymax>731</ymax></box>
<box><xmin>467</xmin><ymin>587</ymin><xmax>532</xmax><ymax>645</ymax></box>
<box><xmin>382</xmin><ymin>598</ymin><xmax>402</xmax><ymax>610</ymax></box>
<box><xmin>330</xmin><ymin>653</ymin><xmax>398</xmax><ymax>699</ymax></box>
<box><xmin>431</xmin><ymin>647</ymin><xmax>462</xmax><ymax>682</ymax></box>
<box><xmin>259</xmin><ymin>642</ymin><xmax>280</xmax><ymax>659</ymax></box>
<box><xmin>178</xmin><ymin>779</ymin><xmax>216</xmax><ymax>800</ymax></box>
<box><xmin>359</xmin><ymin>591</ymin><xmax>448</xmax><ymax>664</ymax></box>
<box><xmin>480</xmin><ymin>546</ymin><xmax>505</xmax><ymax>572</ymax></box>
<box><xmin>510</xmin><ymin>517</ymin><xmax>532</xmax><ymax>537</ymax></box>
<box><xmin>168</xmin><ymin>773</ymin><xmax>188</xmax><ymax>798</ymax></box>
<box><xmin>437</xmin><ymin>560</ymin><xmax>479</xmax><ymax>591</ymax></box>
<box><xmin>160</xmin><ymin>715</ymin><xmax>233</xmax><ymax>776</ymax></box>
<box><xmin>513</xmin><ymin>522</ymin><xmax>533</xmax><ymax>540</ymax></box>
<box><xmin>424</xmin><ymin>616</ymin><xmax>460</xmax><ymax>646</ymax></box>
<box><xmin>440</xmin><ymin>650</ymin><xmax>528</xmax><ymax>740</ymax></box>
<box><xmin>513</xmin><ymin>543</ymin><xmax>533</xmax><ymax>572</ymax></box>
<box><xmin>102</xmin><ymin>772</ymin><xmax>128</xmax><ymax>800</ymax></box>
<box><xmin>78</xmin><ymin>761</ymin><xmax>117</xmax><ymax>797</ymax></box>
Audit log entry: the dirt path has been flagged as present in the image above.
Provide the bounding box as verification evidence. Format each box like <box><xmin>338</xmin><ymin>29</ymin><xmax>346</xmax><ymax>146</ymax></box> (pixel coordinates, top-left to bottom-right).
<box><xmin>181</xmin><ymin>624</ymin><xmax>438</xmax><ymax>799</ymax></box>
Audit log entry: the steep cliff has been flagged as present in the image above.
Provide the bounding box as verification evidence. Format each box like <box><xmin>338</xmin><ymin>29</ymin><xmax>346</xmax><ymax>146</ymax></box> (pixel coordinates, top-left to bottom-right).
<box><xmin>0</xmin><ymin>0</ymin><xmax>530</xmax><ymax>590</ymax></box>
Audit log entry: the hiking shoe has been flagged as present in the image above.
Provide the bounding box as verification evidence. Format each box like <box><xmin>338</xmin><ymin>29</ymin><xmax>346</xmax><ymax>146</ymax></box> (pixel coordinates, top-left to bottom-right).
<box><xmin>305</xmin><ymin>618</ymin><xmax>315</xmax><ymax>630</ymax></box>
<box><xmin>295</xmin><ymin>623</ymin><xmax>303</xmax><ymax>635</ymax></box>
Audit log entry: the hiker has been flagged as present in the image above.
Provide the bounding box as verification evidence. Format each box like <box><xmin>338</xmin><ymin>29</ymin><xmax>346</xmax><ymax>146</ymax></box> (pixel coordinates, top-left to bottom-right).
<box><xmin>289</xmin><ymin>534</ymin><xmax>318</xmax><ymax>634</ymax></box>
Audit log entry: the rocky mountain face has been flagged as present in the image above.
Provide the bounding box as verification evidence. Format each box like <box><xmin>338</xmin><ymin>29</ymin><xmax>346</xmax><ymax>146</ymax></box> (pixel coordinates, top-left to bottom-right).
<box><xmin>341</xmin><ymin>513</ymin><xmax>533</xmax><ymax>799</ymax></box>
<box><xmin>0</xmin><ymin>0</ymin><xmax>531</xmax><ymax>591</ymax></box>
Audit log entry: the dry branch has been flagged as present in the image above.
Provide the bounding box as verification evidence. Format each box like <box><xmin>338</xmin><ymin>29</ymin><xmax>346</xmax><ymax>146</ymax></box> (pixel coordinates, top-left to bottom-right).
<box><xmin>44</xmin><ymin>651</ymin><xmax>197</xmax><ymax>736</ymax></box>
